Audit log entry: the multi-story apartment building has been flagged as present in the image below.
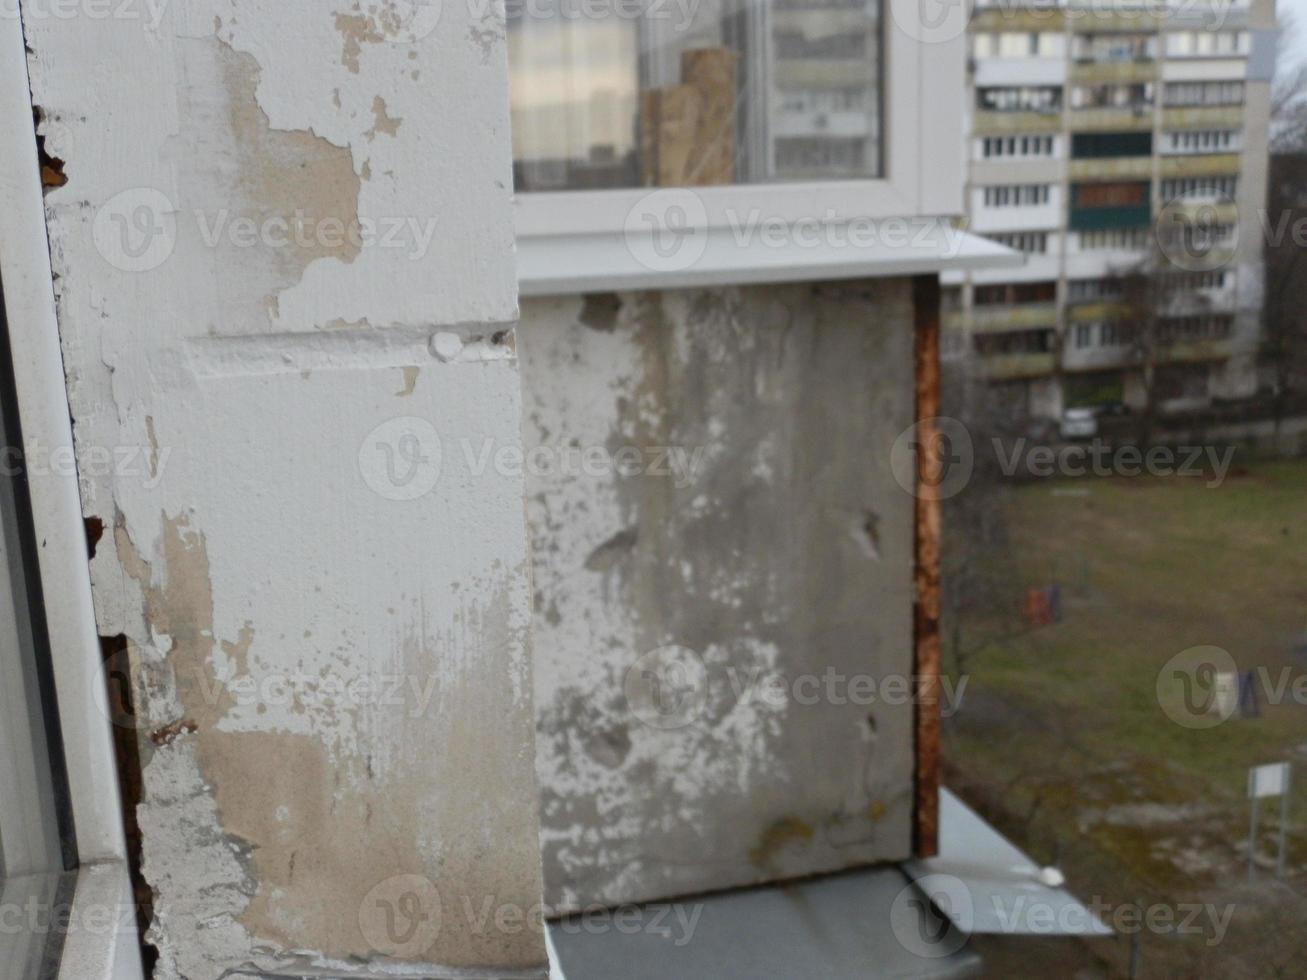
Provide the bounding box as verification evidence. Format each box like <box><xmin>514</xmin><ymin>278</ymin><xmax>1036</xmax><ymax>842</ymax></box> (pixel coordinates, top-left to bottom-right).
<box><xmin>944</xmin><ymin>0</ymin><xmax>1277</xmax><ymax>422</ymax></box>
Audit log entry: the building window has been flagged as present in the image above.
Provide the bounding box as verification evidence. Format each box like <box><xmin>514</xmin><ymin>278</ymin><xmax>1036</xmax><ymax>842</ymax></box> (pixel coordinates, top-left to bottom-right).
<box><xmin>1074</xmin><ymin>182</ymin><xmax>1148</xmax><ymax>209</ymax></box>
<box><xmin>978</xmin><ymin>134</ymin><xmax>1057</xmax><ymax>159</ymax></box>
<box><xmin>1069</xmin><ymin>83</ymin><xmax>1154</xmax><ymax>111</ymax></box>
<box><xmin>1077</xmin><ymin>228</ymin><xmax>1151</xmax><ymax>250</ymax></box>
<box><xmin>1013</xmin><ymin>281</ymin><xmax>1057</xmax><ymax>304</ymax></box>
<box><xmin>1160</xmin><ymin>270</ymin><xmax>1229</xmax><ymax>291</ymax></box>
<box><xmin>508</xmin><ymin>0</ymin><xmax>885</xmax><ymax>190</ymax></box>
<box><xmin>1160</xmin><ymin>176</ymin><xmax>1238</xmax><ymax>201</ymax></box>
<box><xmin>1070</xmin><ymin>180</ymin><xmax>1151</xmax><ymax>232</ymax></box>
<box><xmin>774</xmin><ymin>137</ymin><xmax>867</xmax><ymax>172</ymax></box>
<box><xmin>1164</xmin><ymin>81</ymin><xmax>1244</xmax><ymax>107</ymax></box>
<box><xmin>973</xmin><ymin>31</ymin><xmax>1063</xmax><ymax>58</ymax></box>
<box><xmin>1157</xmin><ymin>314</ymin><xmax>1234</xmax><ymax>343</ymax></box>
<box><xmin>1072</xmin><ymin>32</ymin><xmax>1156</xmax><ymax>63</ymax></box>
<box><xmin>988</xmin><ymin>231</ymin><xmax>1050</xmax><ymax>254</ymax></box>
<box><xmin>1071</xmin><ymin>131</ymin><xmax>1153</xmax><ymax>158</ymax></box>
<box><xmin>977</xmin><ymin>86</ymin><xmax>1062</xmax><ymax>113</ymax></box>
<box><xmin>982</xmin><ymin>184</ymin><xmax>1052</xmax><ymax>207</ymax></box>
<box><xmin>1161</xmin><ymin>221</ymin><xmax>1237</xmax><ymax>256</ymax></box>
<box><xmin>1165</xmin><ymin>30</ymin><xmax>1248</xmax><ymax>58</ymax></box>
<box><xmin>974</xmin><ymin>281</ymin><xmax>1057</xmax><ymax>305</ymax></box>
<box><xmin>1072</xmin><ymin>320</ymin><xmax>1133</xmax><ymax>349</ymax></box>
<box><xmin>1067</xmin><ymin>278</ymin><xmax>1124</xmax><ymax>302</ymax></box>
<box><xmin>973</xmin><ymin>328</ymin><xmax>1054</xmax><ymax>356</ymax></box>
<box><xmin>1161</xmin><ymin>129</ymin><xmax>1241</xmax><ymax>154</ymax></box>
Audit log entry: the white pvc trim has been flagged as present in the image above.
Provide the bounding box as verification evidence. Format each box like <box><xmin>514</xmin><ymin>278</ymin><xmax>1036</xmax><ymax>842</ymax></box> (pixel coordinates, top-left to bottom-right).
<box><xmin>517</xmin><ymin>222</ymin><xmax>1024</xmax><ymax>296</ymax></box>
<box><xmin>56</xmin><ymin>862</ymin><xmax>144</xmax><ymax>980</ymax></box>
<box><xmin>0</xmin><ymin>9</ymin><xmax>127</xmax><ymax>866</ymax></box>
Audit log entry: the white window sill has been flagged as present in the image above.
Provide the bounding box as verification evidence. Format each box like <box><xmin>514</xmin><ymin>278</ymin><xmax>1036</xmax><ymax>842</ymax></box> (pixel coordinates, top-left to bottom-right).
<box><xmin>516</xmin><ymin>219</ymin><xmax>1024</xmax><ymax>297</ymax></box>
<box><xmin>55</xmin><ymin>862</ymin><xmax>143</xmax><ymax>980</ymax></box>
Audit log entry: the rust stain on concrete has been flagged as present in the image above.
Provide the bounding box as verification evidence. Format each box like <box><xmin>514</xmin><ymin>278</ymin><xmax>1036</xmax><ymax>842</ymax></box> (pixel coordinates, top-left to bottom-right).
<box><xmin>749</xmin><ymin>817</ymin><xmax>815</xmax><ymax>872</ymax></box>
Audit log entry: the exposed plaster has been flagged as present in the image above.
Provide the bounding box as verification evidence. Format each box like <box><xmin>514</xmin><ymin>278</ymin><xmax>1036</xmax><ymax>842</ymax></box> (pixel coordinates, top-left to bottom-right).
<box><xmin>367</xmin><ymin>95</ymin><xmax>403</xmax><ymax>139</ymax></box>
<box><xmin>396</xmin><ymin>365</ymin><xmax>420</xmax><ymax>397</ymax></box>
<box><xmin>334</xmin><ymin>12</ymin><xmax>384</xmax><ymax>74</ymax></box>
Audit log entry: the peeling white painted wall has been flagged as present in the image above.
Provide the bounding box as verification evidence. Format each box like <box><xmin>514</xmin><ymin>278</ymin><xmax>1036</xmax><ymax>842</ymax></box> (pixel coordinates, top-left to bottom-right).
<box><xmin>22</xmin><ymin>1</ymin><xmax>546</xmax><ymax>977</ymax></box>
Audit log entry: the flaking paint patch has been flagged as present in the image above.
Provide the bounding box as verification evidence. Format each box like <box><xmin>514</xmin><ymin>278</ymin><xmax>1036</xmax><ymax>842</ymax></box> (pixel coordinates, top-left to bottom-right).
<box><xmin>368</xmin><ymin>95</ymin><xmax>403</xmax><ymax>138</ymax></box>
<box><xmin>120</xmin><ymin>514</ymin><xmax>546</xmax><ymax>976</ymax></box>
<box><xmin>334</xmin><ymin>11</ymin><xmax>384</xmax><ymax>74</ymax></box>
<box><xmin>194</xmin><ymin>40</ymin><xmax>363</xmax><ymax>324</ymax></box>
<box><xmin>144</xmin><ymin>417</ymin><xmax>161</xmax><ymax>482</ymax></box>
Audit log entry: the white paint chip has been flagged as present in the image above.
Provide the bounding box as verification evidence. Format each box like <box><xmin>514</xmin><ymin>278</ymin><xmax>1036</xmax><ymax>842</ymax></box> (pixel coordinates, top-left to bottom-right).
<box><xmin>431</xmin><ymin>332</ymin><xmax>464</xmax><ymax>362</ymax></box>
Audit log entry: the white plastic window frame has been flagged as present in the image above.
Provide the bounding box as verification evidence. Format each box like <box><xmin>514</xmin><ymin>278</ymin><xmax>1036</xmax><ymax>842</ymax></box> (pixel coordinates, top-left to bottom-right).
<box><xmin>513</xmin><ymin>2</ymin><xmax>966</xmax><ymax>240</ymax></box>
<box><xmin>0</xmin><ymin>7</ymin><xmax>142</xmax><ymax>979</ymax></box>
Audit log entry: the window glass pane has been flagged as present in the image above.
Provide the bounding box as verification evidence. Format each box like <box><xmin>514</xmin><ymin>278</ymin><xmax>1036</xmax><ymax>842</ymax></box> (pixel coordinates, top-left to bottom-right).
<box><xmin>0</xmin><ymin>336</ymin><xmax>65</xmax><ymax>881</ymax></box>
<box><xmin>508</xmin><ymin>0</ymin><xmax>884</xmax><ymax>191</ymax></box>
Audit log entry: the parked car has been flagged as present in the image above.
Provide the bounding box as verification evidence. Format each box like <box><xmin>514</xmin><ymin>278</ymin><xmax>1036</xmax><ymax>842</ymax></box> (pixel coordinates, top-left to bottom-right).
<box><xmin>1060</xmin><ymin>406</ymin><xmax>1099</xmax><ymax>440</ymax></box>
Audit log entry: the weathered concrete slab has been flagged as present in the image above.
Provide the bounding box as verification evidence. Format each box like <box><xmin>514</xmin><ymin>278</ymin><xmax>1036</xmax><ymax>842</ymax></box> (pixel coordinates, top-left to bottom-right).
<box><xmin>521</xmin><ymin>281</ymin><xmax>917</xmax><ymax>912</ymax></box>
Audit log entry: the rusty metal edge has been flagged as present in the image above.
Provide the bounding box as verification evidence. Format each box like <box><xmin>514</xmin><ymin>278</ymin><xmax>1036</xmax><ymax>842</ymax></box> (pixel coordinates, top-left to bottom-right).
<box><xmin>911</xmin><ymin>274</ymin><xmax>942</xmax><ymax>858</ymax></box>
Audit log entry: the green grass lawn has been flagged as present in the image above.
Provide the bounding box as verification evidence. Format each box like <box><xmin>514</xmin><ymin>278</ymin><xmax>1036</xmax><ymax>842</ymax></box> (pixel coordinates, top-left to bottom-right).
<box><xmin>944</xmin><ymin>456</ymin><xmax>1307</xmax><ymax>899</ymax></box>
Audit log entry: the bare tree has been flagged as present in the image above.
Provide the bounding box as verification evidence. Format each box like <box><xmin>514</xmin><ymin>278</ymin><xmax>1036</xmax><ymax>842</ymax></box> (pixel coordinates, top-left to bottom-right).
<box><xmin>1114</xmin><ymin>239</ymin><xmax>1189</xmax><ymax>446</ymax></box>
<box><xmin>1264</xmin><ymin>7</ymin><xmax>1307</xmax><ymax>431</ymax></box>
<box><xmin>938</xmin><ymin>365</ymin><xmax>1022</xmax><ymax>680</ymax></box>
<box><xmin>1273</xmin><ymin>8</ymin><xmax>1307</xmax><ymax>153</ymax></box>
<box><xmin>1262</xmin><ymin>154</ymin><xmax>1307</xmax><ymax>434</ymax></box>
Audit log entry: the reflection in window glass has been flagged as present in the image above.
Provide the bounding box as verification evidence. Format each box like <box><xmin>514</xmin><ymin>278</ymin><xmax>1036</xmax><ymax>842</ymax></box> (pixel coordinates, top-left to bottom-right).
<box><xmin>508</xmin><ymin>0</ymin><xmax>883</xmax><ymax>191</ymax></box>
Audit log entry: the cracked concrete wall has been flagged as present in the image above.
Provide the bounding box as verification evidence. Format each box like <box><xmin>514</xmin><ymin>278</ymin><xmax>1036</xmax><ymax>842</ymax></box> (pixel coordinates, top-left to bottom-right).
<box><xmin>23</xmin><ymin>2</ymin><xmax>545</xmax><ymax>977</ymax></box>
<box><xmin>519</xmin><ymin>281</ymin><xmax>917</xmax><ymax>913</ymax></box>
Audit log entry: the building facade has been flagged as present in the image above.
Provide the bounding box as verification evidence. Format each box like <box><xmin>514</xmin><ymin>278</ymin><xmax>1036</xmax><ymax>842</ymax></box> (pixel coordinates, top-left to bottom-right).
<box><xmin>945</xmin><ymin>0</ymin><xmax>1277</xmax><ymax>423</ymax></box>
